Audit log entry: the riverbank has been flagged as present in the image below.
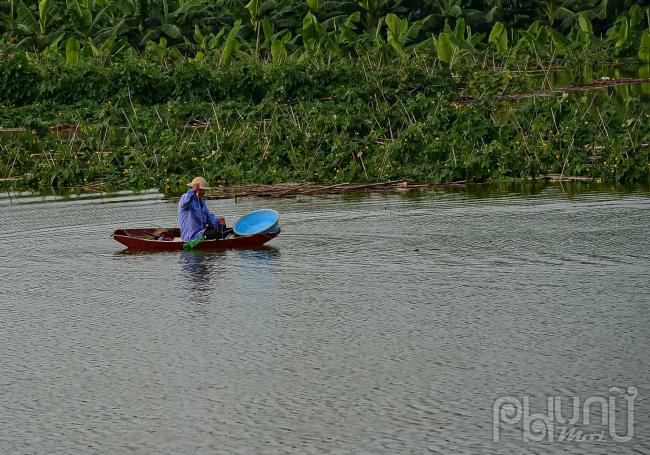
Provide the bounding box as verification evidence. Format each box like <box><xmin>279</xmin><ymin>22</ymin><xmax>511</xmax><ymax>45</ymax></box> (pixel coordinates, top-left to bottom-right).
<box><xmin>1</xmin><ymin>56</ymin><xmax>649</xmax><ymax>190</ymax></box>
<box><xmin>171</xmin><ymin>176</ymin><xmax>602</xmax><ymax>201</ymax></box>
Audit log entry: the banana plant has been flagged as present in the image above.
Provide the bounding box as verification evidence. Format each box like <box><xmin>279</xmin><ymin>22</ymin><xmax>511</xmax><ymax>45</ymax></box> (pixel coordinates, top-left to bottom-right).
<box><xmin>187</xmin><ymin>22</ymin><xmax>225</xmax><ymax>60</ymax></box>
<box><xmin>307</xmin><ymin>0</ymin><xmax>322</xmax><ymax>10</ymax></box>
<box><xmin>484</xmin><ymin>0</ymin><xmax>547</xmax><ymax>31</ymax></box>
<box><xmin>301</xmin><ymin>11</ymin><xmax>338</xmax><ymax>56</ymax></box>
<box><xmin>220</xmin><ymin>19</ymin><xmax>242</xmax><ymax>65</ymax></box>
<box><xmin>542</xmin><ymin>0</ymin><xmax>578</xmax><ymax>29</ymax></box>
<box><xmin>85</xmin><ymin>34</ymin><xmax>129</xmax><ymax>57</ymax></box>
<box><xmin>384</xmin><ymin>13</ymin><xmax>426</xmax><ymax>56</ymax></box>
<box><xmin>513</xmin><ymin>20</ymin><xmax>585</xmax><ymax>58</ymax></box>
<box><xmin>612</xmin><ymin>16</ymin><xmax>629</xmax><ymax>49</ymax></box>
<box><xmin>435</xmin><ymin>30</ymin><xmax>452</xmax><ymax>63</ymax></box>
<box><xmin>337</xmin><ymin>11</ymin><xmax>361</xmax><ymax>46</ymax></box>
<box><xmin>640</xmin><ymin>31</ymin><xmax>650</xmax><ymax>63</ymax></box>
<box><xmin>488</xmin><ymin>21</ymin><xmax>508</xmax><ymax>54</ymax></box>
<box><xmin>245</xmin><ymin>0</ymin><xmax>302</xmax><ymax>55</ymax></box>
<box><xmin>0</xmin><ymin>0</ymin><xmax>16</xmax><ymax>41</ymax></box>
<box><xmin>144</xmin><ymin>36</ymin><xmax>183</xmax><ymax>63</ymax></box>
<box><xmin>566</xmin><ymin>12</ymin><xmax>598</xmax><ymax>51</ymax></box>
<box><xmin>513</xmin><ymin>21</ymin><xmax>547</xmax><ymax>55</ymax></box>
<box><xmin>546</xmin><ymin>24</ymin><xmax>569</xmax><ymax>54</ymax></box>
<box><xmin>16</xmin><ymin>0</ymin><xmax>38</xmax><ymax>36</ymax></box>
<box><xmin>605</xmin><ymin>5</ymin><xmax>650</xmax><ymax>56</ymax></box>
<box><xmin>244</xmin><ymin>0</ymin><xmax>263</xmax><ymax>55</ymax></box>
<box><xmin>39</xmin><ymin>33</ymin><xmax>65</xmax><ymax>61</ymax></box>
<box><xmin>38</xmin><ymin>0</ymin><xmax>47</xmax><ymax>34</ymax></box>
<box><xmin>258</xmin><ymin>16</ymin><xmax>274</xmax><ymax>56</ymax></box>
<box><xmin>101</xmin><ymin>0</ymin><xmax>207</xmax><ymax>49</ymax></box>
<box><xmin>358</xmin><ymin>0</ymin><xmax>382</xmax><ymax>34</ymax></box>
<box><xmin>135</xmin><ymin>0</ymin><xmax>187</xmax><ymax>46</ymax></box>
<box><xmin>65</xmin><ymin>36</ymin><xmax>80</xmax><ymax>64</ymax></box>
<box><xmin>10</xmin><ymin>0</ymin><xmax>66</xmax><ymax>51</ymax></box>
<box><xmin>432</xmin><ymin>18</ymin><xmax>482</xmax><ymax>64</ymax></box>
<box><xmin>65</xmin><ymin>0</ymin><xmax>93</xmax><ymax>37</ymax></box>
<box><xmin>271</xmin><ymin>30</ymin><xmax>291</xmax><ymax>64</ymax></box>
<box><xmin>245</xmin><ymin>3</ymin><xmax>298</xmax><ymax>61</ymax></box>
<box><xmin>358</xmin><ymin>0</ymin><xmax>406</xmax><ymax>35</ymax></box>
<box><xmin>302</xmin><ymin>11</ymin><xmax>326</xmax><ymax>49</ymax></box>
<box><xmin>308</xmin><ymin>0</ymin><xmax>360</xmax><ymax>34</ymax></box>
<box><xmin>433</xmin><ymin>0</ymin><xmax>461</xmax><ymax>23</ymax></box>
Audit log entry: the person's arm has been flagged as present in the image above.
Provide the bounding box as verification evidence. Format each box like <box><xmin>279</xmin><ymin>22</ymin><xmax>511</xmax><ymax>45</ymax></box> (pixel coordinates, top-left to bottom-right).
<box><xmin>179</xmin><ymin>189</ymin><xmax>195</xmax><ymax>210</ymax></box>
<box><xmin>202</xmin><ymin>202</ymin><xmax>222</xmax><ymax>227</ymax></box>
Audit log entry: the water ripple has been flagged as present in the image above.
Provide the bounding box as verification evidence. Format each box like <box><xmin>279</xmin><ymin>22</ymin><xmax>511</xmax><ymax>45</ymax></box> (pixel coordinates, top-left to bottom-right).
<box><xmin>1</xmin><ymin>184</ymin><xmax>649</xmax><ymax>454</ymax></box>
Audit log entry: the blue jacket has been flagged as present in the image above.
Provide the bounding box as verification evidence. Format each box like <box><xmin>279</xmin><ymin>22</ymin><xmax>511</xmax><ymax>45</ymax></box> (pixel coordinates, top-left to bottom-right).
<box><xmin>178</xmin><ymin>189</ymin><xmax>221</xmax><ymax>240</ymax></box>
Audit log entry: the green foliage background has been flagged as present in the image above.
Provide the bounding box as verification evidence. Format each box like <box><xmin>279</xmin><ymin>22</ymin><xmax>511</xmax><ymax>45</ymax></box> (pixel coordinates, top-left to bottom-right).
<box><xmin>0</xmin><ymin>1</ymin><xmax>649</xmax><ymax>189</ymax></box>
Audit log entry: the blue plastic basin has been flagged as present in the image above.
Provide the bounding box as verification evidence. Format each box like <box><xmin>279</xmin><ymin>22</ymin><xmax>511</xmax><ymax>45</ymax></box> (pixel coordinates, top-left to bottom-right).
<box><xmin>233</xmin><ymin>209</ymin><xmax>280</xmax><ymax>236</ymax></box>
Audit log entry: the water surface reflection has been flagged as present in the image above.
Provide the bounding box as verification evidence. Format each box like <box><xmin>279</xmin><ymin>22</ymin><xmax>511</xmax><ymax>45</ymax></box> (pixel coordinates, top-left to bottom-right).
<box><xmin>0</xmin><ymin>184</ymin><xmax>648</xmax><ymax>455</ymax></box>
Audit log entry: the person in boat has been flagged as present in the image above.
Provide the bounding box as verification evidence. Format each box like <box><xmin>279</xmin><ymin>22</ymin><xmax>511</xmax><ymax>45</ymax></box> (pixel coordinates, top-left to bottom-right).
<box><xmin>178</xmin><ymin>176</ymin><xmax>227</xmax><ymax>240</ymax></box>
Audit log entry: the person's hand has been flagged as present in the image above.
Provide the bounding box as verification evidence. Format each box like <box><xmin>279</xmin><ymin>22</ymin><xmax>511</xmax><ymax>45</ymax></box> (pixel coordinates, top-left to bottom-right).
<box><xmin>192</xmin><ymin>184</ymin><xmax>204</xmax><ymax>199</ymax></box>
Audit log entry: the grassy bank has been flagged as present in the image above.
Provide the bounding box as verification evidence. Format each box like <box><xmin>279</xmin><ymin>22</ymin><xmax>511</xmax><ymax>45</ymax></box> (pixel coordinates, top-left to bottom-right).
<box><xmin>2</xmin><ymin>2</ymin><xmax>650</xmax><ymax>190</ymax></box>
<box><xmin>0</xmin><ymin>53</ymin><xmax>649</xmax><ymax>190</ymax></box>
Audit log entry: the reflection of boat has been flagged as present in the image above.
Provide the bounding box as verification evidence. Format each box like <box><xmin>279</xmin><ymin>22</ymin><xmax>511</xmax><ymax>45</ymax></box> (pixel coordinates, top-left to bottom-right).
<box><xmin>112</xmin><ymin>227</ymin><xmax>280</xmax><ymax>251</ymax></box>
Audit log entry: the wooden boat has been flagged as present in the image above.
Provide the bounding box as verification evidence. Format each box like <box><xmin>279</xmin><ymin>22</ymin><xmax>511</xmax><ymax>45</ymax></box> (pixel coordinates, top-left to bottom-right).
<box><xmin>112</xmin><ymin>227</ymin><xmax>280</xmax><ymax>251</ymax></box>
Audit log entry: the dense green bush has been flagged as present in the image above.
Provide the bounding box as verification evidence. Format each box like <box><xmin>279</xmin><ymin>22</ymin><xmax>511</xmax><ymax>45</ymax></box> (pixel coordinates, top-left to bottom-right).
<box><xmin>0</xmin><ymin>49</ymin><xmax>648</xmax><ymax>190</ymax></box>
<box><xmin>0</xmin><ymin>65</ymin><xmax>647</xmax><ymax>189</ymax></box>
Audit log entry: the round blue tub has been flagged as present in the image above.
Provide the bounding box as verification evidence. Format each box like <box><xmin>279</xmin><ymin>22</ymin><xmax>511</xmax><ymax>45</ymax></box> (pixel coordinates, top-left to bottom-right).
<box><xmin>233</xmin><ymin>209</ymin><xmax>280</xmax><ymax>236</ymax></box>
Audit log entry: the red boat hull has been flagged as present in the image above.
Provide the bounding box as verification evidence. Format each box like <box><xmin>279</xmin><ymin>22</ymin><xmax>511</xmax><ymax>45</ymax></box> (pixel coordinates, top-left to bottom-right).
<box><xmin>112</xmin><ymin>228</ymin><xmax>279</xmax><ymax>251</ymax></box>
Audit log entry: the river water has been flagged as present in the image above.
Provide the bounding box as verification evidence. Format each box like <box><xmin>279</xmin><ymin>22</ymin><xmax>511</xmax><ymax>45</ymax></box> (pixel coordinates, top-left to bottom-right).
<box><xmin>0</xmin><ymin>184</ymin><xmax>648</xmax><ymax>454</ymax></box>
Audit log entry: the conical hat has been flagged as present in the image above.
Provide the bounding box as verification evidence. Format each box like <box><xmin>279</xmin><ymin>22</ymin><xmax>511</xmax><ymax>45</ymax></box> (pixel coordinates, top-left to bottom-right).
<box><xmin>187</xmin><ymin>176</ymin><xmax>211</xmax><ymax>189</ymax></box>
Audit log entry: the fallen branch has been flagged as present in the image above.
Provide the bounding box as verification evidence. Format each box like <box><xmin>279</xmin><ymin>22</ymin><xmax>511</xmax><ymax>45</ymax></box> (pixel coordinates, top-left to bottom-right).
<box><xmin>453</xmin><ymin>77</ymin><xmax>650</xmax><ymax>105</ymax></box>
<box><xmin>193</xmin><ymin>180</ymin><xmax>469</xmax><ymax>201</ymax></box>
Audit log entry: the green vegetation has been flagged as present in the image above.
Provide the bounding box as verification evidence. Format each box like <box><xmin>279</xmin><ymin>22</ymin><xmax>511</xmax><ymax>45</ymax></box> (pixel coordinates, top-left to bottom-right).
<box><xmin>1</xmin><ymin>1</ymin><xmax>649</xmax><ymax>189</ymax></box>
